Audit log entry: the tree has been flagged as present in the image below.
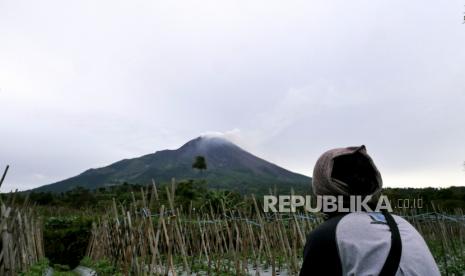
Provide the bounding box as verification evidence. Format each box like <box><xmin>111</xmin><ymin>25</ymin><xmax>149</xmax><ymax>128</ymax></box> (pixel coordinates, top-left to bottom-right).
<box><xmin>192</xmin><ymin>155</ymin><xmax>207</xmax><ymax>174</ymax></box>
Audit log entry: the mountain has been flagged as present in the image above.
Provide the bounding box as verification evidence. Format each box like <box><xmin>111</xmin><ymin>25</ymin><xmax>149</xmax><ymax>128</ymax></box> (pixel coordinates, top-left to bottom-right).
<box><xmin>33</xmin><ymin>136</ymin><xmax>312</xmax><ymax>194</ymax></box>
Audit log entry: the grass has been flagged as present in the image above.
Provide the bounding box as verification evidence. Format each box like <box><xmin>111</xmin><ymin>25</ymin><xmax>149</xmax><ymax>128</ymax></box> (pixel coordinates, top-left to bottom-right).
<box><xmin>19</xmin><ymin>259</ymin><xmax>50</xmax><ymax>276</ymax></box>
<box><xmin>416</xmin><ymin>222</ymin><xmax>465</xmax><ymax>275</ymax></box>
<box><xmin>80</xmin><ymin>256</ymin><xmax>122</xmax><ymax>276</ymax></box>
<box><xmin>52</xmin><ymin>264</ymin><xmax>78</xmax><ymax>276</ymax></box>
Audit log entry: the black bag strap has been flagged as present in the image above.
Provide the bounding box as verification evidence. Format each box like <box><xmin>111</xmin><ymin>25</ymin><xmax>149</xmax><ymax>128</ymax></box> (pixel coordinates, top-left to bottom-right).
<box><xmin>379</xmin><ymin>210</ymin><xmax>402</xmax><ymax>276</ymax></box>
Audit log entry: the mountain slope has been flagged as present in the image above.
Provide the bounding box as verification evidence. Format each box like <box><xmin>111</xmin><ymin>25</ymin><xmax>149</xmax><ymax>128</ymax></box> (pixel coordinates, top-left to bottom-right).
<box><xmin>34</xmin><ymin>136</ymin><xmax>312</xmax><ymax>194</ymax></box>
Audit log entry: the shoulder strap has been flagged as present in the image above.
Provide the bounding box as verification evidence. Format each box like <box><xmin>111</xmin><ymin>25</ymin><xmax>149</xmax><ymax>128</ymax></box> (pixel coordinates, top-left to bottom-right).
<box><xmin>379</xmin><ymin>210</ymin><xmax>402</xmax><ymax>276</ymax></box>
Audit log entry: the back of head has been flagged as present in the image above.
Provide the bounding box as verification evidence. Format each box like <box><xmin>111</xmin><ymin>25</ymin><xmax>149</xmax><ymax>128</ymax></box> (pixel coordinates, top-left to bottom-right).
<box><xmin>312</xmin><ymin>145</ymin><xmax>382</xmax><ymax>198</ymax></box>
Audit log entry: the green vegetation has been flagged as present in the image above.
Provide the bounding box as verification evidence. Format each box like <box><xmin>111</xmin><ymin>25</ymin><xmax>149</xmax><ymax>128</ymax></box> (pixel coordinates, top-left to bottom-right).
<box><xmin>8</xmin><ymin>181</ymin><xmax>465</xmax><ymax>274</ymax></box>
<box><xmin>19</xmin><ymin>259</ymin><xmax>50</xmax><ymax>276</ymax></box>
<box><xmin>427</xmin><ymin>239</ymin><xmax>465</xmax><ymax>275</ymax></box>
<box><xmin>30</xmin><ymin>136</ymin><xmax>312</xmax><ymax>195</ymax></box>
<box><xmin>18</xmin><ymin>259</ymin><xmax>79</xmax><ymax>276</ymax></box>
<box><xmin>192</xmin><ymin>155</ymin><xmax>207</xmax><ymax>173</ymax></box>
<box><xmin>44</xmin><ymin>216</ymin><xmax>93</xmax><ymax>269</ymax></box>
<box><xmin>80</xmin><ymin>257</ymin><xmax>122</xmax><ymax>275</ymax></box>
<box><xmin>52</xmin><ymin>263</ymin><xmax>77</xmax><ymax>276</ymax></box>
<box><xmin>8</xmin><ymin>154</ymin><xmax>463</xmax><ymax>273</ymax></box>
<box><xmin>16</xmin><ymin>184</ymin><xmax>465</xmax><ymax>213</ymax></box>
<box><xmin>384</xmin><ymin>186</ymin><xmax>465</xmax><ymax>211</ymax></box>
<box><xmin>20</xmin><ymin>180</ymin><xmax>247</xmax><ymax>214</ymax></box>
<box><xmin>83</xmin><ymin>182</ymin><xmax>465</xmax><ymax>275</ymax></box>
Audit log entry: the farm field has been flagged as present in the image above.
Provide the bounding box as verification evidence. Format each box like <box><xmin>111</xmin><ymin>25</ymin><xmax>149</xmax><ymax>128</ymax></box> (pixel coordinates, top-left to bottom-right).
<box><xmin>84</xmin><ymin>183</ymin><xmax>465</xmax><ymax>275</ymax></box>
<box><xmin>3</xmin><ymin>179</ymin><xmax>463</xmax><ymax>275</ymax></box>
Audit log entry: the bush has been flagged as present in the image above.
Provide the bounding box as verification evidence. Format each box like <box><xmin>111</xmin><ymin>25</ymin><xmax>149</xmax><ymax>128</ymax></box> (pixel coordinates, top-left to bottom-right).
<box><xmin>44</xmin><ymin>216</ymin><xmax>93</xmax><ymax>268</ymax></box>
<box><xmin>81</xmin><ymin>256</ymin><xmax>122</xmax><ymax>275</ymax></box>
<box><xmin>19</xmin><ymin>258</ymin><xmax>50</xmax><ymax>276</ymax></box>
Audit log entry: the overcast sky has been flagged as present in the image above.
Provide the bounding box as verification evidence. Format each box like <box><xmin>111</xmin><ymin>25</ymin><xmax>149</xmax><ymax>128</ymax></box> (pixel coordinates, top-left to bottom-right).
<box><xmin>1</xmin><ymin>0</ymin><xmax>464</xmax><ymax>192</ymax></box>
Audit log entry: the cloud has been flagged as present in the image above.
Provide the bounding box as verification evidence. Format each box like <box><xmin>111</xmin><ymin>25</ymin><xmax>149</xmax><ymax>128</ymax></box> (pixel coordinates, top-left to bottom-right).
<box><xmin>1</xmin><ymin>0</ymin><xmax>464</xmax><ymax>190</ymax></box>
<box><xmin>200</xmin><ymin>129</ymin><xmax>246</xmax><ymax>146</ymax></box>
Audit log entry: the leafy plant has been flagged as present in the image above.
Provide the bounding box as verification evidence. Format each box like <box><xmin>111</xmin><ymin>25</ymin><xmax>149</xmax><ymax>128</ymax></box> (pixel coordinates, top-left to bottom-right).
<box><xmin>19</xmin><ymin>258</ymin><xmax>50</xmax><ymax>276</ymax></box>
<box><xmin>44</xmin><ymin>216</ymin><xmax>93</xmax><ymax>269</ymax></box>
<box><xmin>81</xmin><ymin>256</ymin><xmax>122</xmax><ymax>276</ymax></box>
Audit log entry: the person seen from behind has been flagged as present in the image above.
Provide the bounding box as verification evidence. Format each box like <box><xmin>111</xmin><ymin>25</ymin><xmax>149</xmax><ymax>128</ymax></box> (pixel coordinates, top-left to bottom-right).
<box><xmin>299</xmin><ymin>145</ymin><xmax>440</xmax><ymax>276</ymax></box>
